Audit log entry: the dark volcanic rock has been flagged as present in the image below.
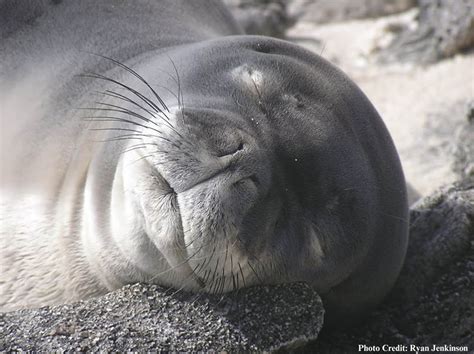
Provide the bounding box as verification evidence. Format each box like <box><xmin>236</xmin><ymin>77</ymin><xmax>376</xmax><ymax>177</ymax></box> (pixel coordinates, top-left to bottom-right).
<box><xmin>223</xmin><ymin>0</ymin><xmax>296</xmax><ymax>37</ymax></box>
<box><xmin>305</xmin><ymin>180</ymin><xmax>474</xmax><ymax>353</ymax></box>
<box><xmin>453</xmin><ymin>101</ymin><xmax>474</xmax><ymax>180</ymax></box>
<box><xmin>394</xmin><ymin>179</ymin><xmax>474</xmax><ymax>304</ymax></box>
<box><xmin>288</xmin><ymin>0</ymin><xmax>416</xmax><ymax>24</ymax></box>
<box><xmin>0</xmin><ymin>282</ymin><xmax>324</xmax><ymax>352</ymax></box>
<box><xmin>379</xmin><ymin>0</ymin><xmax>474</xmax><ymax>64</ymax></box>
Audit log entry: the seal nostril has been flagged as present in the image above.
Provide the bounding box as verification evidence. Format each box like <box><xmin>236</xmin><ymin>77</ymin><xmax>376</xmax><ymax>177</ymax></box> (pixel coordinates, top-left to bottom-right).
<box><xmin>236</xmin><ymin>142</ymin><xmax>244</xmax><ymax>152</ymax></box>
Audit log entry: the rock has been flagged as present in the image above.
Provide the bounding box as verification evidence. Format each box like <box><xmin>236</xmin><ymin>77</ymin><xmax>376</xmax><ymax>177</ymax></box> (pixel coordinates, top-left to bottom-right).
<box><xmin>378</xmin><ymin>0</ymin><xmax>474</xmax><ymax>64</ymax></box>
<box><xmin>407</xmin><ymin>100</ymin><xmax>470</xmax><ymax>200</ymax></box>
<box><xmin>394</xmin><ymin>179</ymin><xmax>474</xmax><ymax>304</ymax></box>
<box><xmin>0</xmin><ymin>282</ymin><xmax>324</xmax><ymax>352</ymax></box>
<box><xmin>406</xmin><ymin>182</ymin><xmax>422</xmax><ymax>206</ymax></box>
<box><xmin>395</xmin><ymin>98</ymin><xmax>468</xmax><ymax>205</ymax></box>
<box><xmin>453</xmin><ymin>101</ymin><xmax>474</xmax><ymax>180</ymax></box>
<box><xmin>223</xmin><ymin>0</ymin><xmax>296</xmax><ymax>37</ymax></box>
<box><xmin>288</xmin><ymin>0</ymin><xmax>416</xmax><ymax>24</ymax></box>
<box><xmin>308</xmin><ymin>180</ymin><xmax>474</xmax><ymax>352</ymax></box>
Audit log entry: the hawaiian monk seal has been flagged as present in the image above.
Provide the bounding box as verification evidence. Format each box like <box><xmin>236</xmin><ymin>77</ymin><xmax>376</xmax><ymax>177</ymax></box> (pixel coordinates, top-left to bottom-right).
<box><xmin>0</xmin><ymin>0</ymin><xmax>408</xmax><ymax>324</ymax></box>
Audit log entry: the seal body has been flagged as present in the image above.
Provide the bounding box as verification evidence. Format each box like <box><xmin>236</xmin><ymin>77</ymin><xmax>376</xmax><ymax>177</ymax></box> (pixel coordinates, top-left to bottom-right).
<box><xmin>0</xmin><ymin>0</ymin><xmax>408</xmax><ymax>323</ymax></box>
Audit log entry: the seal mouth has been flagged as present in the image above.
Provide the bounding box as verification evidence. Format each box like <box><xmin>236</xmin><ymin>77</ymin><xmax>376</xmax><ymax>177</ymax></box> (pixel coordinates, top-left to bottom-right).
<box><xmin>141</xmin><ymin>155</ymin><xmax>212</xmax><ymax>288</ymax></box>
<box><xmin>156</xmin><ymin>165</ymin><xmax>177</xmax><ymax>196</ymax></box>
<box><xmin>144</xmin><ymin>156</ymin><xmax>262</xmax><ymax>292</ymax></box>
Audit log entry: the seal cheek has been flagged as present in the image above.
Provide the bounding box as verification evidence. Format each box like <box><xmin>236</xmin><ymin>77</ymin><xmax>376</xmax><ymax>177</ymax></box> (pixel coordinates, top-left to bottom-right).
<box><xmin>231</xmin><ymin>174</ymin><xmax>260</xmax><ymax>205</ymax></box>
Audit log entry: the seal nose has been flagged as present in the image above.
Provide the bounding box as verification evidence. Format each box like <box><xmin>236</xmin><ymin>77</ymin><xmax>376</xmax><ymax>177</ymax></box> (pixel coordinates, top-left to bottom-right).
<box><xmin>146</xmin><ymin>106</ymin><xmax>269</xmax><ymax>195</ymax></box>
<box><xmin>180</xmin><ymin>137</ymin><xmax>262</xmax><ymax>194</ymax></box>
<box><xmin>216</xmin><ymin>141</ymin><xmax>261</xmax><ymax>188</ymax></box>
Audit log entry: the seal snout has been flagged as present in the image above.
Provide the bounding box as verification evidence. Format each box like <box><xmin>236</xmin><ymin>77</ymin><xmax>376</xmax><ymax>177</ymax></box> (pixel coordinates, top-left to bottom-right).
<box><xmin>134</xmin><ymin>107</ymin><xmax>274</xmax><ymax>293</ymax></box>
<box><xmin>143</xmin><ymin>106</ymin><xmax>268</xmax><ymax>198</ymax></box>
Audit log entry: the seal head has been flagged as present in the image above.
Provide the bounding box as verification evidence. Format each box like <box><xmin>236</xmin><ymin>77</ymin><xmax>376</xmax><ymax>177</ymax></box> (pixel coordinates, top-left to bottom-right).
<box><xmin>85</xmin><ymin>36</ymin><xmax>409</xmax><ymax>323</ymax></box>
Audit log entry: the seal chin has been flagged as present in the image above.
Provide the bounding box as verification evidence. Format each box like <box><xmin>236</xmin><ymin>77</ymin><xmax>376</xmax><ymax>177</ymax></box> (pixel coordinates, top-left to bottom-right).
<box><xmin>175</xmin><ymin>172</ymin><xmax>261</xmax><ymax>292</ymax></box>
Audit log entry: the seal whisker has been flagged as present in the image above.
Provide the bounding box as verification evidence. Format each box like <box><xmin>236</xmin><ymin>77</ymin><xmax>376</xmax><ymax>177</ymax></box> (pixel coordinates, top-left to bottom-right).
<box><xmin>209</xmin><ymin>277</ymin><xmax>218</xmax><ymax>294</ymax></box>
<box><xmin>164</xmin><ymin>56</ymin><xmax>188</xmax><ymax>132</ymax></box>
<box><xmin>97</xmin><ymin>89</ymin><xmax>186</xmax><ymax>139</ymax></box>
<box><xmin>183</xmin><ymin>233</ymin><xmax>203</xmax><ymax>248</ymax></box>
<box><xmin>247</xmin><ymin>259</ymin><xmax>264</xmax><ymax>284</ymax></box>
<box><xmin>154</xmin><ymin>68</ymin><xmax>179</xmax><ymax>88</ymax></box>
<box><xmin>80</xmin><ymin>106</ymin><xmax>173</xmax><ymax>137</ymax></box>
<box><xmin>216</xmin><ymin>242</ymin><xmax>230</xmax><ymax>294</ymax></box>
<box><xmin>251</xmin><ymin>253</ymin><xmax>271</xmax><ymax>281</ymax></box>
<box><xmin>120</xmin><ymin>146</ymin><xmax>170</xmax><ymax>157</ymax></box>
<box><xmin>216</xmin><ymin>273</ymin><xmax>226</xmax><ymax>295</ymax></box>
<box><xmin>102</xmin><ymin>133</ymin><xmax>174</xmax><ymax>145</ymax></box>
<box><xmin>231</xmin><ymin>271</ymin><xmax>237</xmax><ymax>292</ymax></box>
<box><xmin>91</xmin><ymin>133</ymin><xmax>169</xmax><ymax>145</ymax></box>
<box><xmin>237</xmin><ymin>262</ymin><xmax>246</xmax><ymax>288</ymax></box>
<box><xmin>89</xmin><ymin>127</ymin><xmax>146</xmax><ymax>134</ymax></box>
<box><xmin>200</xmin><ymin>269</ymin><xmax>211</xmax><ymax>288</ymax></box>
<box><xmin>200</xmin><ymin>246</ymin><xmax>217</xmax><ymax>283</ymax></box>
<box><xmin>91</xmin><ymin>137</ymin><xmax>143</xmax><ymax>143</ymax></box>
<box><xmin>96</xmin><ymin>90</ymin><xmax>161</xmax><ymax>123</ymax></box>
<box><xmin>189</xmin><ymin>291</ymin><xmax>208</xmax><ymax>307</ymax></box>
<box><xmin>236</xmin><ymin>270</ymin><xmax>240</xmax><ymax>290</ymax></box>
<box><xmin>249</xmin><ymin>75</ymin><xmax>267</xmax><ymax>115</ymax></box>
<box><xmin>190</xmin><ymin>261</ymin><xmax>206</xmax><ymax>289</ymax></box>
<box><xmin>118</xmin><ymin>146</ymin><xmax>149</xmax><ymax>155</ymax></box>
<box><xmin>119</xmin><ymin>143</ymin><xmax>170</xmax><ymax>156</ymax></box>
<box><xmin>148</xmin><ymin>242</ymin><xmax>207</xmax><ymax>283</ymax></box>
<box><xmin>197</xmin><ymin>246</ymin><xmax>216</xmax><ymax>283</ymax></box>
<box><xmin>80</xmin><ymin>72</ymin><xmax>175</xmax><ymax>131</ymax></box>
<box><xmin>88</xmin><ymin>130</ymin><xmax>166</xmax><ymax>143</ymax></box>
<box><xmin>90</xmin><ymin>102</ymin><xmax>163</xmax><ymax>129</ymax></box>
<box><xmin>211</xmin><ymin>256</ymin><xmax>221</xmax><ymax>287</ymax></box>
<box><xmin>209</xmin><ymin>256</ymin><xmax>221</xmax><ymax>294</ymax></box>
<box><xmin>182</xmin><ymin>228</ymin><xmax>215</xmax><ymax>249</ymax></box>
<box><xmin>182</xmin><ymin>237</ymin><xmax>239</xmax><ymax>263</ymax></box>
<box><xmin>166</xmin><ymin>55</ymin><xmax>184</xmax><ymax>110</ymax></box>
<box><xmin>276</xmin><ymin>247</ymin><xmax>291</xmax><ymax>281</ymax></box>
<box><xmin>87</xmin><ymin>52</ymin><xmax>171</xmax><ymax>114</ymax></box>
<box><xmin>378</xmin><ymin>211</ymin><xmax>410</xmax><ymax>224</ymax></box>
<box><xmin>117</xmin><ymin>131</ymin><xmax>185</xmax><ymax>151</ymax></box>
<box><xmin>230</xmin><ymin>254</ymin><xmax>237</xmax><ymax>292</ymax></box>
<box><xmin>83</xmin><ymin>119</ymin><xmax>181</xmax><ymax>149</ymax></box>
<box><xmin>81</xmin><ymin>116</ymin><xmax>163</xmax><ymax>136</ymax></box>
<box><xmin>88</xmin><ymin>134</ymin><xmax>147</xmax><ymax>143</ymax></box>
<box><xmin>235</xmin><ymin>235</ymin><xmax>269</xmax><ymax>281</ymax></box>
<box><xmin>86</xmin><ymin>103</ymin><xmax>156</xmax><ymax>122</ymax></box>
<box><xmin>153</xmin><ymin>83</ymin><xmax>181</xmax><ymax>104</ymax></box>
<box><xmin>102</xmin><ymin>88</ymin><xmax>184</xmax><ymax>148</ymax></box>
<box><xmin>163</xmin><ymin>265</ymin><xmax>204</xmax><ymax>298</ymax></box>
<box><xmin>129</xmin><ymin>154</ymin><xmax>163</xmax><ymax>164</ymax></box>
<box><xmin>90</xmin><ymin>101</ymin><xmax>185</xmax><ymax>140</ymax></box>
<box><xmin>193</xmin><ymin>255</ymin><xmax>209</xmax><ymax>276</ymax></box>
